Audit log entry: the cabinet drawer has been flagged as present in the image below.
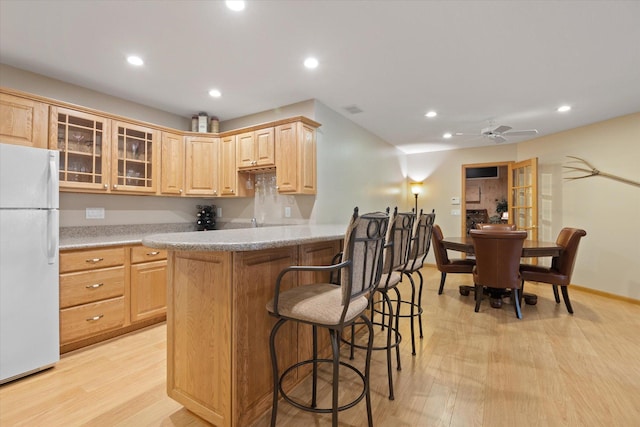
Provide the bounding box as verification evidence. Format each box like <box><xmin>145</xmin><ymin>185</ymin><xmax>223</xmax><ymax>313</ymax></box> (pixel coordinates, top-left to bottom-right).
<box><xmin>60</xmin><ymin>247</ymin><xmax>125</xmax><ymax>273</ymax></box>
<box><xmin>130</xmin><ymin>246</ymin><xmax>167</xmax><ymax>264</ymax></box>
<box><xmin>60</xmin><ymin>296</ymin><xmax>125</xmax><ymax>344</ymax></box>
<box><xmin>60</xmin><ymin>266</ymin><xmax>125</xmax><ymax>308</ymax></box>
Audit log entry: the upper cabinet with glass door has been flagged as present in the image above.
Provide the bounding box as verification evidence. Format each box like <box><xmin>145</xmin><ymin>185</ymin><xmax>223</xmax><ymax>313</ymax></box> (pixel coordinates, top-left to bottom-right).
<box><xmin>50</xmin><ymin>106</ymin><xmax>111</xmax><ymax>192</ymax></box>
<box><xmin>111</xmin><ymin>121</ymin><xmax>158</xmax><ymax>193</ymax></box>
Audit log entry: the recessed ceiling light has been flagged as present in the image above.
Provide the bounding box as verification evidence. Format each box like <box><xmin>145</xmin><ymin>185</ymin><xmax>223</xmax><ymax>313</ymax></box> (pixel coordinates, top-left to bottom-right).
<box><xmin>557</xmin><ymin>105</ymin><xmax>571</xmax><ymax>113</ymax></box>
<box><xmin>425</xmin><ymin>111</ymin><xmax>437</xmax><ymax>118</ymax></box>
<box><xmin>226</xmin><ymin>1</ymin><xmax>245</xmax><ymax>11</ymax></box>
<box><xmin>443</xmin><ymin>132</ymin><xmax>452</xmax><ymax>139</ymax></box>
<box><xmin>304</xmin><ymin>57</ymin><xmax>319</xmax><ymax>69</ymax></box>
<box><xmin>209</xmin><ymin>89</ymin><xmax>222</xmax><ymax>98</ymax></box>
<box><xmin>127</xmin><ymin>55</ymin><xmax>144</xmax><ymax>66</ymax></box>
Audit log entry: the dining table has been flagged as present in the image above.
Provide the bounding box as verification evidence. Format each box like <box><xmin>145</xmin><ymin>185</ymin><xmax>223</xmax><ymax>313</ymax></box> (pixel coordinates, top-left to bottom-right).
<box><xmin>441</xmin><ymin>236</ymin><xmax>562</xmax><ymax>308</ymax></box>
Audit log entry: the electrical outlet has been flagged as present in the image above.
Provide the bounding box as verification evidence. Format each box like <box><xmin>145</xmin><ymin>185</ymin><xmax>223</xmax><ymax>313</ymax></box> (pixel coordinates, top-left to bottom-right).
<box><xmin>284</xmin><ymin>207</ymin><xmax>291</xmax><ymax>218</ymax></box>
<box><xmin>217</xmin><ymin>207</ymin><xmax>222</xmax><ymax>218</ymax></box>
<box><xmin>86</xmin><ymin>207</ymin><xmax>105</xmax><ymax>219</ymax></box>
<box><xmin>451</xmin><ymin>209</ymin><xmax>461</xmax><ymax>216</ymax></box>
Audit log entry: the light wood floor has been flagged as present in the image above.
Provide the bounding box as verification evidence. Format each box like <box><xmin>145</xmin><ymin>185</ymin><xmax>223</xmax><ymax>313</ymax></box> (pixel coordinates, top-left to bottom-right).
<box><xmin>2</xmin><ymin>266</ymin><xmax>639</xmax><ymax>427</ymax></box>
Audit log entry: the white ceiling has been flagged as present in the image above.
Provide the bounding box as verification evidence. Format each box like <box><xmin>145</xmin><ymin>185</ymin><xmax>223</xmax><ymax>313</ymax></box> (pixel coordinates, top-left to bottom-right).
<box><xmin>1</xmin><ymin>0</ymin><xmax>639</xmax><ymax>153</ymax></box>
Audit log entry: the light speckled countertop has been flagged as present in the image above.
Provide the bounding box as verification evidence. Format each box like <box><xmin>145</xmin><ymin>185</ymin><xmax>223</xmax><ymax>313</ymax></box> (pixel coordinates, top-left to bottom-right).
<box><xmin>60</xmin><ymin>223</ymin><xmax>196</xmax><ymax>250</ymax></box>
<box><xmin>143</xmin><ymin>224</ymin><xmax>347</xmax><ymax>252</ymax></box>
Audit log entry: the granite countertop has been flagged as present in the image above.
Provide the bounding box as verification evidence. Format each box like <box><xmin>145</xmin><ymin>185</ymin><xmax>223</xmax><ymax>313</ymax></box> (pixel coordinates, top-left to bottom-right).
<box><xmin>60</xmin><ymin>223</ymin><xmax>196</xmax><ymax>250</ymax></box>
<box><xmin>143</xmin><ymin>224</ymin><xmax>347</xmax><ymax>252</ymax></box>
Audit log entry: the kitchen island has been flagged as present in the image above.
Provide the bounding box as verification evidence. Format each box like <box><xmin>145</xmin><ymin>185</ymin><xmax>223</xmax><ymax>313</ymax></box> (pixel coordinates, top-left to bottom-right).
<box><xmin>143</xmin><ymin>225</ymin><xmax>346</xmax><ymax>427</ymax></box>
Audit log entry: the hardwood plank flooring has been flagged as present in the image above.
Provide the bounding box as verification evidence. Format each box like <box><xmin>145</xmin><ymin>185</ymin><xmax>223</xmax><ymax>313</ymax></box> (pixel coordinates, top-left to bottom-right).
<box><xmin>2</xmin><ymin>266</ymin><xmax>639</xmax><ymax>426</ymax></box>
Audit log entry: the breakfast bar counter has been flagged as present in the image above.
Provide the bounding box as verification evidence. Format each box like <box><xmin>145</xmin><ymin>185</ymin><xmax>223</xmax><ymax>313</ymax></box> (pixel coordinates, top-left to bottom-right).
<box><xmin>143</xmin><ymin>225</ymin><xmax>345</xmax><ymax>427</ymax></box>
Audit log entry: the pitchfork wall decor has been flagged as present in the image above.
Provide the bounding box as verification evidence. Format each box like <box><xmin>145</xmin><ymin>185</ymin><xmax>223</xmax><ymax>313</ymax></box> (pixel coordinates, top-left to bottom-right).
<box><xmin>563</xmin><ymin>156</ymin><xmax>640</xmax><ymax>188</ymax></box>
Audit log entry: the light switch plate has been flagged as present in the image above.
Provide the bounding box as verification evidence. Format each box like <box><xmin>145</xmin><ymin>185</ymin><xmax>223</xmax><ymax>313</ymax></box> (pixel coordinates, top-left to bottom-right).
<box><xmin>217</xmin><ymin>207</ymin><xmax>222</xmax><ymax>218</ymax></box>
<box><xmin>451</xmin><ymin>209</ymin><xmax>461</xmax><ymax>216</ymax></box>
<box><xmin>284</xmin><ymin>207</ymin><xmax>291</xmax><ymax>218</ymax></box>
<box><xmin>86</xmin><ymin>207</ymin><xmax>105</xmax><ymax>219</ymax></box>
<box><xmin>451</xmin><ymin>197</ymin><xmax>460</xmax><ymax>205</ymax></box>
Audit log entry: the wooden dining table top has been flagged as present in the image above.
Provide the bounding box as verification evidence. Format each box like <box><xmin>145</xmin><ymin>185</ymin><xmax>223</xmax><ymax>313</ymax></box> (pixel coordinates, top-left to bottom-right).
<box><xmin>441</xmin><ymin>236</ymin><xmax>563</xmax><ymax>257</ymax></box>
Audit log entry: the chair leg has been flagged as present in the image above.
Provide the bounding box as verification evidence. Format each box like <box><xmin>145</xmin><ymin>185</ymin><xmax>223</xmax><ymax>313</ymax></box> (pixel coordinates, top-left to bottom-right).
<box><xmin>474</xmin><ymin>284</ymin><xmax>482</xmax><ymax>312</ymax></box>
<box><xmin>269</xmin><ymin>318</ymin><xmax>287</xmax><ymax>427</ymax></box>
<box><xmin>311</xmin><ymin>325</ymin><xmax>318</xmax><ymax>408</ymax></box>
<box><xmin>438</xmin><ymin>272</ymin><xmax>447</xmax><ymax>294</ymax></box>
<box><xmin>512</xmin><ymin>288</ymin><xmax>522</xmax><ymax>319</ymax></box>
<box><xmin>552</xmin><ymin>285</ymin><xmax>561</xmax><ymax>303</ymax></box>
<box><xmin>329</xmin><ymin>329</ymin><xmax>340</xmax><ymax>427</ymax></box>
<box><xmin>416</xmin><ymin>270</ymin><xmax>425</xmax><ymax>339</ymax></box>
<box><xmin>561</xmin><ymin>286</ymin><xmax>574</xmax><ymax>314</ymax></box>
<box><xmin>392</xmin><ymin>287</ymin><xmax>403</xmax><ymax>368</ymax></box>
<box><xmin>403</xmin><ymin>272</ymin><xmax>417</xmax><ymax>355</ymax></box>
<box><xmin>361</xmin><ymin>314</ymin><xmax>374</xmax><ymax>427</ymax></box>
<box><xmin>383</xmin><ymin>292</ymin><xmax>395</xmax><ymax>400</ymax></box>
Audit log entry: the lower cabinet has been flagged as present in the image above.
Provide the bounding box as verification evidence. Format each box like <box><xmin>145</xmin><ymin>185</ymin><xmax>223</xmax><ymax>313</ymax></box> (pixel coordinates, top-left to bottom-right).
<box><xmin>59</xmin><ymin>244</ymin><xmax>167</xmax><ymax>353</ymax></box>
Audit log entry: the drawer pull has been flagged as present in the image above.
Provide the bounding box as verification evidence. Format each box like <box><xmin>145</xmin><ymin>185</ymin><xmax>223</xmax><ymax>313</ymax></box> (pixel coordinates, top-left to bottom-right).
<box><xmin>146</xmin><ymin>251</ymin><xmax>160</xmax><ymax>256</ymax></box>
<box><xmin>86</xmin><ymin>314</ymin><xmax>104</xmax><ymax>322</ymax></box>
<box><xmin>86</xmin><ymin>257</ymin><xmax>104</xmax><ymax>264</ymax></box>
<box><xmin>85</xmin><ymin>283</ymin><xmax>104</xmax><ymax>289</ymax></box>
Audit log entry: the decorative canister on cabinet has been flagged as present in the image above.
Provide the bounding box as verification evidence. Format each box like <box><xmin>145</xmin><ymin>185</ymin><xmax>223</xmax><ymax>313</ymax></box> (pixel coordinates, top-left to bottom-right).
<box><xmin>210</xmin><ymin>116</ymin><xmax>219</xmax><ymax>133</ymax></box>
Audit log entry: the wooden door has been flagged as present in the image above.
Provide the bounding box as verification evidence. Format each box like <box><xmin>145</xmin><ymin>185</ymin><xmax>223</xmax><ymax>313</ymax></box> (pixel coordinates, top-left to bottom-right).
<box><xmin>254</xmin><ymin>127</ymin><xmax>275</xmax><ymax>167</ymax></box>
<box><xmin>508</xmin><ymin>158</ymin><xmax>538</xmax><ymax>240</ymax></box>
<box><xmin>219</xmin><ymin>135</ymin><xmax>237</xmax><ymax>196</ymax></box>
<box><xmin>130</xmin><ymin>260</ymin><xmax>167</xmax><ymax>322</ymax></box>
<box><xmin>185</xmin><ymin>136</ymin><xmax>218</xmax><ymax>196</ymax></box>
<box><xmin>0</xmin><ymin>92</ymin><xmax>48</xmax><ymax>148</ymax></box>
<box><xmin>160</xmin><ymin>132</ymin><xmax>184</xmax><ymax>195</ymax></box>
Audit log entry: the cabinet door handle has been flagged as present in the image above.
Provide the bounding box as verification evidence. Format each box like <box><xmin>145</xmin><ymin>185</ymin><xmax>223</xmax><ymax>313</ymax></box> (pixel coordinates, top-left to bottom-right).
<box><xmin>179</xmin><ymin>189</ymin><xmax>183</xmax><ymax>193</ymax></box>
<box><xmin>113</xmin><ymin>184</ymin><xmax>118</xmax><ymax>189</ymax></box>
<box><xmin>86</xmin><ymin>283</ymin><xmax>104</xmax><ymax>289</ymax></box>
<box><xmin>86</xmin><ymin>257</ymin><xmax>104</xmax><ymax>263</ymax></box>
<box><xmin>146</xmin><ymin>251</ymin><xmax>160</xmax><ymax>256</ymax></box>
<box><xmin>86</xmin><ymin>314</ymin><xmax>104</xmax><ymax>322</ymax></box>
<box><xmin>104</xmin><ymin>184</ymin><xmax>108</xmax><ymax>189</ymax></box>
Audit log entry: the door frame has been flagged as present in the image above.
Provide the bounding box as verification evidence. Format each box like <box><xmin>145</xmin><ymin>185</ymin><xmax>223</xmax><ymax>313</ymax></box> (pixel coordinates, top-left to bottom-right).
<box><xmin>461</xmin><ymin>161</ymin><xmax>512</xmax><ymax>236</ymax></box>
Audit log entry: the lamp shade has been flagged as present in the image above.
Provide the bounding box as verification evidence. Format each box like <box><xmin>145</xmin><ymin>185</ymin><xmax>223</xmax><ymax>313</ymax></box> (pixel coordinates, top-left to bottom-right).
<box><xmin>410</xmin><ymin>181</ymin><xmax>423</xmax><ymax>195</ymax></box>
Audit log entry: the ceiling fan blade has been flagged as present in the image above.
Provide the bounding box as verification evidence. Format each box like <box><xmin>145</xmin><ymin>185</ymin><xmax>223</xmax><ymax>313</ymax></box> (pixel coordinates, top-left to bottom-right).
<box><xmin>492</xmin><ymin>135</ymin><xmax>507</xmax><ymax>143</ymax></box>
<box><xmin>492</xmin><ymin>125</ymin><xmax>512</xmax><ymax>134</ymax></box>
<box><xmin>502</xmin><ymin>129</ymin><xmax>539</xmax><ymax>136</ymax></box>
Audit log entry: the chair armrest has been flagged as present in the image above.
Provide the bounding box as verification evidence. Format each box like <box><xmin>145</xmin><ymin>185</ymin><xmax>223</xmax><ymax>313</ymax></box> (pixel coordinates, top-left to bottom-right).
<box><xmin>271</xmin><ymin>260</ymin><xmax>351</xmax><ymax>315</ymax></box>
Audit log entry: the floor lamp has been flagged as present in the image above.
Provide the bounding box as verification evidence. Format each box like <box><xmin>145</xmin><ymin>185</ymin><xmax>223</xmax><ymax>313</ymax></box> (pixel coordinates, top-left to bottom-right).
<box><xmin>410</xmin><ymin>181</ymin><xmax>423</xmax><ymax>214</ymax></box>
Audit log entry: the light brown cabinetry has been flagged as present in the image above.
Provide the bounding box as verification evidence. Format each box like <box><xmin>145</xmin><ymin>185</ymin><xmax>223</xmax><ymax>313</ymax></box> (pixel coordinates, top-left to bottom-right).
<box><xmin>160</xmin><ymin>132</ymin><xmax>185</xmax><ymax>195</ymax></box>
<box><xmin>59</xmin><ymin>247</ymin><xmax>126</xmax><ymax>346</ymax></box>
<box><xmin>111</xmin><ymin>121</ymin><xmax>158</xmax><ymax>193</ymax></box>
<box><xmin>129</xmin><ymin>246</ymin><xmax>167</xmax><ymax>322</ymax></box>
<box><xmin>59</xmin><ymin>245</ymin><xmax>167</xmax><ymax>353</ymax></box>
<box><xmin>50</xmin><ymin>106</ymin><xmax>111</xmax><ymax>192</ymax></box>
<box><xmin>185</xmin><ymin>135</ymin><xmax>219</xmax><ymax>196</ymax></box>
<box><xmin>275</xmin><ymin>121</ymin><xmax>317</xmax><ymax>194</ymax></box>
<box><xmin>0</xmin><ymin>92</ymin><xmax>48</xmax><ymax>148</ymax></box>
<box><xmin>236</xmin><ymin>127</ymin><xmax>275</xmax><ymax>170</ymax></box>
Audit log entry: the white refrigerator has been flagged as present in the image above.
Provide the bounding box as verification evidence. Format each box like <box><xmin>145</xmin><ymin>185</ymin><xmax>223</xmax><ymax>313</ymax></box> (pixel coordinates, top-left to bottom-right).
<box><xmin>0</xmin><ymin>143</ymin><xmax>60</xmax><ymax>384</ymax></box>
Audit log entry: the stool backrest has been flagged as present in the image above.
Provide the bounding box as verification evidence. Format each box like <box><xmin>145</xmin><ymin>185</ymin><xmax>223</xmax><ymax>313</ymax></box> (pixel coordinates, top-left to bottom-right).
<box><xmin>406</xmin><ymin>209</ymin><xmax>436</xmax><ymax>271</ymax></box>
<box><xmin>341</xmin><ymin>208</ymin><xmax>388</xmax><ymax>305</ymax></box>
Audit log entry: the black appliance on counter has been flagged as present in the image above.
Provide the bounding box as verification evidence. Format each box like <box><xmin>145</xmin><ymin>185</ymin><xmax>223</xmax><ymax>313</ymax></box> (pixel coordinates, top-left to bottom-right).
<box><xmin>196</xmin><ymin>205</ymin><xmax>216</xmax><ymax>231</ymax></box>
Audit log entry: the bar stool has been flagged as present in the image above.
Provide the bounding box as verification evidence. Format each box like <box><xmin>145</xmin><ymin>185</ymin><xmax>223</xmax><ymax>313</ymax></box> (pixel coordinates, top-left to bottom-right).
<box><xmin>266</xmin><ymin>208</ymin><xmax>388</xmax><ymax>427</ymax></box>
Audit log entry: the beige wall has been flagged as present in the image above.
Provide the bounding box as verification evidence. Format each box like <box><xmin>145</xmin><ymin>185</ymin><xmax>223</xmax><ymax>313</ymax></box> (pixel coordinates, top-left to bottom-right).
<box><xmin>517</xmin><ymin>113</ymin><xmax>640</xmax><ymax>299</ymax></box>
<box><xmin>3</xmin><ymin>65</ymin><xmax>638</xmax><ymax>298</ymax></box>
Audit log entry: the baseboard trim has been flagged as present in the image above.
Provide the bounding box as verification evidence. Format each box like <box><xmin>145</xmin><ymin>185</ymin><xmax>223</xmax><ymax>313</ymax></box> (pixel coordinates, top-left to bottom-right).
<box><xmin>571</xmin><ymin>285</ymin><xmax>640</xmax><ymax>305</ymax></box>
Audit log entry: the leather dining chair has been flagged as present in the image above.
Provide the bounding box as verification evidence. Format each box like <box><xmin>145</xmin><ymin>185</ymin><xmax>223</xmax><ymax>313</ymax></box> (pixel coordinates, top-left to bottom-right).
<box><xmin>520</xmin><ymin>227</ymin><xmax>587</xmax><ymax>314</ymax></box>
<box><xmin>266</xmin><ymin>208</ymin><xmax>388</xmax><ymax>427</ymax></box>
<box><xmin>432</xmin><ymin>224</ymin><xmax>475</xmax><ymax>295</ymax></box>
<box><xmin>470</xmin><ymin>229</ymin><xmax>528</xmax><ymax>318</ymax></box>
<box><xmin>474</xmin><ymin>223</ymin><xmax>517</xmax><ymax>231</ymax></box>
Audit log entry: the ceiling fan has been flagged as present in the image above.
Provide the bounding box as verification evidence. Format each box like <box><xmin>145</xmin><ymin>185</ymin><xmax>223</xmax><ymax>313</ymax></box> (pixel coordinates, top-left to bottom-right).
<box><xmin>456</xmin><ymin>124</ymin><xmax>539</xmax><ymax>143</ymax></box>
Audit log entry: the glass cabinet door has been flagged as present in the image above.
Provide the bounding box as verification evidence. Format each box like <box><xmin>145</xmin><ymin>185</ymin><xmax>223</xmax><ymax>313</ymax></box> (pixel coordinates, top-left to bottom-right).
<box><xmin>111</xmin><ymin>121</ymin><xmax>157</xmax><ymax>193</ymax></box>
<box><xmin>51</xmin><ymin>107</ymin><xmax>110</xmax><ymax>192</ymax></box>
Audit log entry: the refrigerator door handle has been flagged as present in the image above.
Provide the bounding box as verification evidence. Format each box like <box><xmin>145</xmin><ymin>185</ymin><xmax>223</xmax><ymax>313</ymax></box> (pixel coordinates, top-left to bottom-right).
<box><xmin>47</xmin><ymin>210</ymin><xmax>58</xmax><ymax>265</ymax></box>
<box><xmin>48</xmin><ymin>152</ymin><xmax>58</xmax><ymax>209</ymax></box>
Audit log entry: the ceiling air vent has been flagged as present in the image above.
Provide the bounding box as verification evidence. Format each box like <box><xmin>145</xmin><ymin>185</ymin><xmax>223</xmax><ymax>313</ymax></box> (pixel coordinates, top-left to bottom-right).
<box><xmin>343</xmin><ymin>105</ymin><xmax>363</xmax><ymax>114</ymax></box>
